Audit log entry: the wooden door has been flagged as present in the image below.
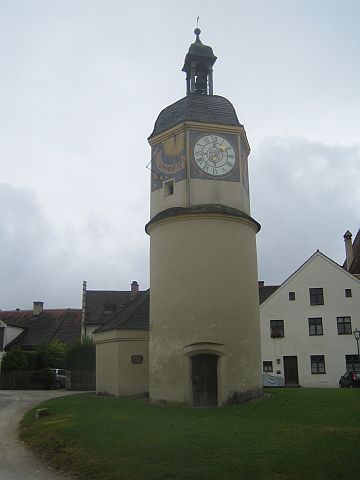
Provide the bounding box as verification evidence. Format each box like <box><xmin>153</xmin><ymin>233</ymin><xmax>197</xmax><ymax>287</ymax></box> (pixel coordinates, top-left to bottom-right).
<box><xmin>191</xmin><ymin>354</ymin><xmax>218</xmax><ymax>406</ymax></box>
<box><xmin>283</xmin><ymin>356</ymin><xmax>299</xmax><ymax>386</ymax></box>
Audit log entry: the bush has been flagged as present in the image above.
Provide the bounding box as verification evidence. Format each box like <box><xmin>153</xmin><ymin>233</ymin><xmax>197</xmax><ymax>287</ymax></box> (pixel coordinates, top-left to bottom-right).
<box><xmin>36</xmin><ymin>341</ymin><xmax>68</xmax><ymax>369</ymax></box>
<box><xmin>25</xmin><ymin>351</ymin><xmax>42</xmax><ymax>370</ymax></box>
<box><xmin>1</xmin><ymin>348</ymin><xmax>28</xmax><ymax>371</ymax></box>
<box><xmin>67</xmin><ymin>337</ymin><xmax>95</xmax><ymax>371</ymax></box>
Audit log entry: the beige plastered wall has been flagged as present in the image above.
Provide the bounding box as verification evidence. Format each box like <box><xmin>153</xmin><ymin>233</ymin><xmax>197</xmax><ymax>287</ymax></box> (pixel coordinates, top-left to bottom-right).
<box><xmin>148</xmin><ymin>213</ymin><xmax>262</xmax><ymax>405</ymax></box>
<box><xmin>94</xmin><ymin>329</ymin><xmax>149</xmax><ymax>396</ymax></box>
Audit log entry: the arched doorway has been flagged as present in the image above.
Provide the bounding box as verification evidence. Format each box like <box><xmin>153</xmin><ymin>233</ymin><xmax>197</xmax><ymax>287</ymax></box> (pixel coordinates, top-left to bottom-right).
<box><xmin>191</xmin><ymin>354</ymin><xmax>218</xmax><ymax>406</ymax></box>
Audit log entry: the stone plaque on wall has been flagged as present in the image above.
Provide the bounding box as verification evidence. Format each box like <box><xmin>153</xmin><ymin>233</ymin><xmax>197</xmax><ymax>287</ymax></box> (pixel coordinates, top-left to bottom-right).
<box><xmin>131</xmin><ymin>355</ymin><xmax>143</xmax><ymax>364</ymax></box>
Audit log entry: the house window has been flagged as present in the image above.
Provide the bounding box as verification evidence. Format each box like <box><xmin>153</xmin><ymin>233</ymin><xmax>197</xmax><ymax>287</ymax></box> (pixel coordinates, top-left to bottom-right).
<box><xmin>263</xmin><ymin>361</ymin><xmax>273</xmax><ymax>372</ymax></box>
<box><xmin>0</xmin><ymin>326</ymin><xmax>4</xmax><ymax>352</ymax></box>
<box><xmin>164</xmin><ymin>179</ymin><xmax>174</xmax><ymax>197</ymax></box>
<box><xmin>311</xmin><ymin>355</ymin><xmax>326</xmax><ymax>374</ymax></box>
<box><xmin>309</xmin><ymin>288</ymin><xmax>324</xmax><ymax>305</ymax></box>
<box><xmin>345</xmin><ymin>354</ymin><xmax>360</xmax><ymax>372</ymax></box>
<box><xmin>288</xmin><ymin>291</ymin><xmax>296</xmax><ymax>301</ymax></box>
<box><xmin>270</xmin><ymin>320</ymin><xmax>284</xmax><ymax>338</ymax></box>
<box><xmin>308</xmin><ymin>318</ymin><xmax>323</xmax><ymax>336</ymax></box>
<box><xmin>345</xmin><ymin>289</ymin><xmax>352</xmax><ymax>298</ymax></box>
<box><xmin>337</xmin><ymin>316</ymin><xmax>352</xmax><ymax>335</ymax></box>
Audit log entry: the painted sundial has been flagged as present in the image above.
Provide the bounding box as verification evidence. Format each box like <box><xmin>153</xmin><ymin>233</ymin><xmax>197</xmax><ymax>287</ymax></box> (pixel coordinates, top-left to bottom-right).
<box><xmin>151</xmin><ymin>132</ymin><xmax>186</xmax><ymax>191</ymax></box>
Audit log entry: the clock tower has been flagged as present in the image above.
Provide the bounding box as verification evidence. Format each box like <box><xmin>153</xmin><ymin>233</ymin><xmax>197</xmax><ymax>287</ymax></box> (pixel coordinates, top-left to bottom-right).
<box><xmin>146</xmin><ymin>29</ymin><xmax>262</xmax><ymax>406</ymax></box>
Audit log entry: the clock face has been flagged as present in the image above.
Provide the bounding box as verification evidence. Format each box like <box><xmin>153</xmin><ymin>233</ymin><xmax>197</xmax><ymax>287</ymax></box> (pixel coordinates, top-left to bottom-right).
<box><xmin>193</xmin><ymin>135</ymin><xmax>236</xmax><ymax>177</ymax></box>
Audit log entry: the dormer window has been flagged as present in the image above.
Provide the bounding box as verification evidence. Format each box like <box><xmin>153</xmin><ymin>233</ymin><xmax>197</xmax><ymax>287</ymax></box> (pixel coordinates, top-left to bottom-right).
<box><xmin>103</xmin><ymin>303</ymin><xmax>116</xmax><ymax>314</ymax></box>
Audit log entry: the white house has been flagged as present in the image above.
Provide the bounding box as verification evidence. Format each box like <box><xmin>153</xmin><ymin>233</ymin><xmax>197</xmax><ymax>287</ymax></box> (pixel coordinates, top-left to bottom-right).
<box><xmin>0</xmin><ymin>319</ymin><xmax>24</xmax><ymax>366</ymax></box>
<box><xmin>260</xmin><ymin>250</ymin><xmax>360</xmax><ymax>388</ymax></box>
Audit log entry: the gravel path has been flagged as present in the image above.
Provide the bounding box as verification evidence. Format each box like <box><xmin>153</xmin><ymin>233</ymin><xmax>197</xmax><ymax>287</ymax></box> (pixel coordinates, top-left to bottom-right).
<box><xmin>0</xmin><ymin>390</ymin><xmax>78</xmax><ymax>480</ymax></box>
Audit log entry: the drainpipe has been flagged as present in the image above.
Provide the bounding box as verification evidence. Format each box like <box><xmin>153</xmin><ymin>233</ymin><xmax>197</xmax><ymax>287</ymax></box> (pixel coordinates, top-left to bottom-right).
<box><xmin>81</xmin><ymin>281</ymin><xmax>87</xmax><ymax>338</ymax></box>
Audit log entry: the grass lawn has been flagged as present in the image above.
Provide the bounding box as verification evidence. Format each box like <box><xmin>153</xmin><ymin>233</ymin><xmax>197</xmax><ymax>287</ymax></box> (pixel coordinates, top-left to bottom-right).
<box><xmin>20</xmin><ymin>388</ymin><xmax>360</xmax><ymax>480</ymax></box>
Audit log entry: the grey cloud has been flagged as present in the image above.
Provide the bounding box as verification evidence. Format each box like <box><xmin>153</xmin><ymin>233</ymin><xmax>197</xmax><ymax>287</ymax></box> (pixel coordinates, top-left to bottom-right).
<box><xmin>251</xmin><ymin>137</ymin><xmax>360</xmax><ymax>285</ymax></box>
<box><xmin>0</xmin><ymin>184</ymin><xmax>149</xmax><ymax>310</ymax></box>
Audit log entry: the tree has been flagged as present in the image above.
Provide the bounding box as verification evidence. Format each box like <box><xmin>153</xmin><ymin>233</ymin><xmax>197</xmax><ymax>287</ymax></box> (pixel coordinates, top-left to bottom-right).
<box><xmin>36</xmin><ymin>341</ymin><xmax>68</xmax><ymax>369</ymax></box>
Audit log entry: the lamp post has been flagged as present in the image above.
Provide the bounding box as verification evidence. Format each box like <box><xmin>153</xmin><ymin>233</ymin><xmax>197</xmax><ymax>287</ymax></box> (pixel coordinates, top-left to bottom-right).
<box><xmin>353</xmin><ymin>328</ymin><xmax>360</xmax><ymax>370</ymax></box>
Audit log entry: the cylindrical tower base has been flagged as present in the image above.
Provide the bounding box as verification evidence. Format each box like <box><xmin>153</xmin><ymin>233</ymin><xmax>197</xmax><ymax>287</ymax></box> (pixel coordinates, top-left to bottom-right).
<box><xmin>146</xmin><ymin>206</ymin><xmax>262</xmax><ymax>406</ymax></box>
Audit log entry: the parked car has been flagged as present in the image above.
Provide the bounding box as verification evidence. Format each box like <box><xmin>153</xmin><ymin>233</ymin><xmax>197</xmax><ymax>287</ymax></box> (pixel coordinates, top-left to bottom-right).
<box><xmin>339</xmin><ymin>371</ymin><xmax>360</xmax><ymax>388</ymax></box>
<box><xmin>50</xmin><ymin>368</ymin><xmax>66</xmax><ymax>389</ymax></box>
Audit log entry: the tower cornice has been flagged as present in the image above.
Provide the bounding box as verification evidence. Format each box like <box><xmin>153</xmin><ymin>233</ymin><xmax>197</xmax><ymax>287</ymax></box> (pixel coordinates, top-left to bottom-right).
<box><xmin>148</xmin><ymin>121</ymin><xmax>250</xmax><ymax>155</ymax></box>
<box><xmin>145</xmin><ymin>204</ymin><xmax>261</xmax><ymax>235</ymax></box>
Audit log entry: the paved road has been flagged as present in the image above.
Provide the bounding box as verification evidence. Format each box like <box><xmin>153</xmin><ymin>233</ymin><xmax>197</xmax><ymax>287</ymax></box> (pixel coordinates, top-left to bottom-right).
<box><xmin>0</xmin><ymin>390</ymin><xmax>78</xmax><ymax>480</ymax></box>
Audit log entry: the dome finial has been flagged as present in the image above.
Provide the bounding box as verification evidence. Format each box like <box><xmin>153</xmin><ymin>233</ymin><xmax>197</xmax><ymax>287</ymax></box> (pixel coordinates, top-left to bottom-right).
<box><xmin>194</xmin><ymin>16</ymin><xmax>201</xmax><ymax>43</ymax></box>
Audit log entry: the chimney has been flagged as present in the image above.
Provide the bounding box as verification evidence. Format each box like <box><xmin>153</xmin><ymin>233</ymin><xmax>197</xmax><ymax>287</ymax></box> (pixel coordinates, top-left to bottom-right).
<box><xmin>343</xmin><ymin>230</ymin><xmax>353</xmax><ymax>271</ymax></box>
<box><xmin>130</xmin><ymin>281</ymin><xmax>139</xmax><ymax>297</ymax></box>
<box><xmin>33</xmin><ymin>301</ymin><xmax>44</xmax><ymax>315</ymax></box>
<box><xmin>258</xmin><ymin>281</ymin><xmax>265</xmax><ymax>287</ymax></box>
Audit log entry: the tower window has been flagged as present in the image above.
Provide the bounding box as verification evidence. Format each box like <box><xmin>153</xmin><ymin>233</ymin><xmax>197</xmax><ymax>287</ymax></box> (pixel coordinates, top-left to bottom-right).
<box><xmin>270</xmin><ymin>320</ymin><xmax>284</xmax><ymax>338</ymax></box>
<box><xmin>311</xmin><ymin>355</ymin><xmax>326</xmax><ymax>374</ymax></box>
<box><xmin>345</xmin><ymin>289</ymin><xmax>352</xmax><ymax>298</ymax></box>
<box><xmin>337</xmin><ymin>316</ymin><xmax>352</xmax><ymax>335</ymax></box>
<box><xmin>309</xmin><ymin>288</ymin><xmax>324</xmax><ymax>305</ymax></box>
<box><xmin>103</xmin><ymin>303</ymin><xmax>116</xmax><ymax>314</ymax></box>
<box><xmin>288</xmin><ymin>291</ymin><xmax>296</xmax><ymax>301</ymax></box>
<box><xmin>164</xmin><ymin>179</ymin><xmax>174</xmax><ymax>197</ymax></box>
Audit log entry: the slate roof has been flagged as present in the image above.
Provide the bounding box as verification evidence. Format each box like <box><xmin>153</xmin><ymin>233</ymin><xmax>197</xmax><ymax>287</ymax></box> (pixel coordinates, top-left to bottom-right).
<box><xmin>85</xmin><ymin>290</ymin><xmax>144</xmax><ymax>326</ymax></box>
<box><xmin>1</xmin><ymin>308</ymin><xmax>81</xmax><ymax>349</ymax></box>
<box><xmin>149</xmin><ymin>94</ymin><xmax>242</xmax><ymax>138</ymax></box>
<box><xmin>182</xmin><ymin>30</ymin><xmax>217</xmax><ymax>73</ymax></box>
<box><xmin>258</xmin><ymin>286</ymin><xmax>280</xmax><ymax>304</ymax></box>
<box><xmin>94</xmin><ymin>290</ymin><xmax>150</xmax><ymax>333</ymax></box>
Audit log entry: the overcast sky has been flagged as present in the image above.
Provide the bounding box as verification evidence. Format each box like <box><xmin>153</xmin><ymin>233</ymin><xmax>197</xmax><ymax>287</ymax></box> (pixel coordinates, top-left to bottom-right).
<box><xmin>0</xmin><ymin>0</ymin><xmax>359</xmax><ymax>310</ymax></box>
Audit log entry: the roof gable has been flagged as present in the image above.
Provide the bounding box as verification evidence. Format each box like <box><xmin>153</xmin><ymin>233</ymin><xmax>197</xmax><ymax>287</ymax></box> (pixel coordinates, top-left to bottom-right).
<box><xmin>260</xmin><ymin>250</ymin><xmax>360</xmax><ymax>308</ymax></box>
<box><xmin>94</xmin><ymin>290</ymin><xmax>149</xmax><ymax>334</ymax></box>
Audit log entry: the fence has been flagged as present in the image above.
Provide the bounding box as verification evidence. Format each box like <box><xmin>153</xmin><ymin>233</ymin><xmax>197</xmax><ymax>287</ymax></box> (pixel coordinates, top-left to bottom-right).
<box><xmin>0</xmin><ymin>369</ymin><xmax>96</xmax><ymax>391</ymax></box>
<box><xmin>0</xmin><ymin>370</ymin><xmax>55</xmax><ymax>390</ymax></box>
<box><xmin>67</xmin><ymin>370</ymin><xmax>96</xmax><ymax>391</ymax></box>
